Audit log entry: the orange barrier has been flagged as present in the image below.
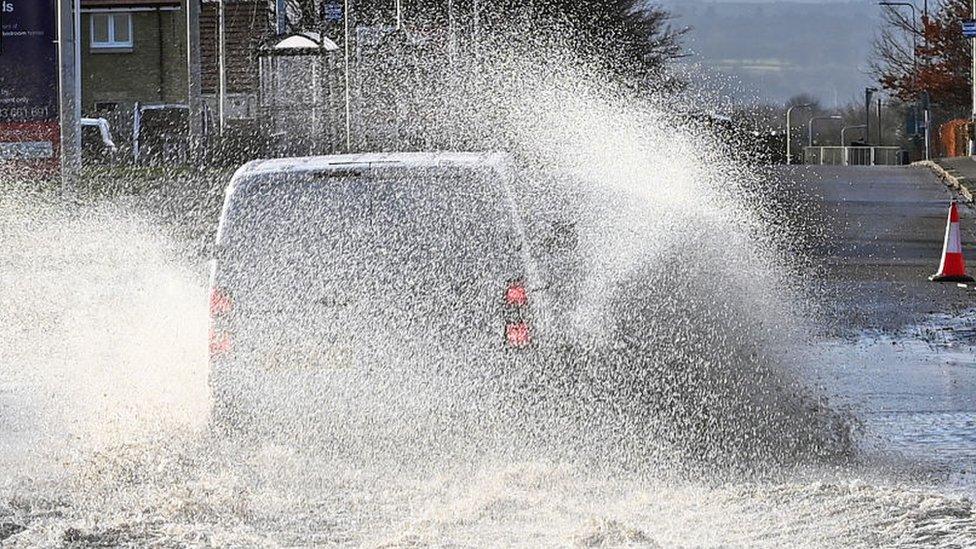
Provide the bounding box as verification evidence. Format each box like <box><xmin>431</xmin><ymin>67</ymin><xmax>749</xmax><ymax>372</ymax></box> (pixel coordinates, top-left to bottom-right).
<box><xmin>938</xmin><ymin>119</ymin><xmax>971</xmax><ymax>158</ymax></box>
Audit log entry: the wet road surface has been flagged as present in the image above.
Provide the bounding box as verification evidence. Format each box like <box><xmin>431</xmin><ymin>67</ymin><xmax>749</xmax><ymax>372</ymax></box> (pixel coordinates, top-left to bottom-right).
<box><xmin>781</xmin><ymin>165</ymin><xmax>976</xmax><ymax>484</ymax></box>
<box><xmin>779</xmin><ymin>165</ymin><xmax>973</xmax><ymax>330</ymax></box>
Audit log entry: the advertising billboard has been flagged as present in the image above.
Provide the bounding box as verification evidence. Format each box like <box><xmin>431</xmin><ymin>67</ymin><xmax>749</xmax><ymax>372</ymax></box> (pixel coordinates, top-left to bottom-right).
<box><xmin>0</xmin><ymin>0</ymin><xmax>59</xmax><ymax>160</ymax></box>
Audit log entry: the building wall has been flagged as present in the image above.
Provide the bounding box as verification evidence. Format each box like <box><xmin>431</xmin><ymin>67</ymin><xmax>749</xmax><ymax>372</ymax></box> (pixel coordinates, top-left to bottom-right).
<box><xmin>80</xmin><ymin>6</ymin><xmax>187</xmax><ymax>113</ymax></box>
<box><xmin>200</xmin><ymin>0</ymin><xmax>269</xmax><ymax>95</ymax></box>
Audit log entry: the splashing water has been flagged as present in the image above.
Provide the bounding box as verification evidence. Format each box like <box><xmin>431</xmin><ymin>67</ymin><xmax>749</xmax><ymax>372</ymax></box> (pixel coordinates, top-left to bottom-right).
<box><xmin>2</xmin><ymin>58</ymin><xmax>975</xmax><ymax>547</ymax></box>
<box><xmin>497</xmin><ymin>77</ymin><xmax>851</xmax><ymax>467</ymax></box>
<box><xmin>0</xmin><ymin>200</ymin><xmax>210</xmax><ymax>464</ymax></box>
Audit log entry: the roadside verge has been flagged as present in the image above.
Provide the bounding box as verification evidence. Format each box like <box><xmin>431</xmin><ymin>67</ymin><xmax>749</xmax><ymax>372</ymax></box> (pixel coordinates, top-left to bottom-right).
<box><xmin>915</xmin><ymin>158</ymin><xmax>976</xmax><ymax>203</ymax></box>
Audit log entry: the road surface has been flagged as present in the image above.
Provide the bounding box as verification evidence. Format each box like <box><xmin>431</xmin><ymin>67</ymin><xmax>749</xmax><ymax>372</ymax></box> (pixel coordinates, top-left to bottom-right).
<box><xmin>780</xmin><ymin>165</ymin><xmax>976</xmax><ymax>480</ymax></box>
<box><xmin>779</xmin><ymin>165</ymin><xmax>974</xmax><ymax>331</ymax></box>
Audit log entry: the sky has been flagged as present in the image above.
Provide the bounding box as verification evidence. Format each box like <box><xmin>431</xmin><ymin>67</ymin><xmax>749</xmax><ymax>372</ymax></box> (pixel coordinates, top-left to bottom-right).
<box><xmin>658</xmin><ymin>0</ymin><xmax>882</xmax><ymax>106</ymax></box>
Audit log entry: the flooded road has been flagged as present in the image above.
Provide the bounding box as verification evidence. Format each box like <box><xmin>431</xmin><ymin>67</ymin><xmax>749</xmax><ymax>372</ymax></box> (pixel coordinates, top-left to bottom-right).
<box><xmin>793</xmin><ymin>167</ymin><xmax>976</xmax><ymax>468</ymax></box>
<box><xmin>788</xmin><ymin>166</ymin><xmax>976</xmax><ymax>496</ymax></box>
<box><xmin>2</xmin><ymin>165</ymin><xmax>976</xmax><ymax>547</ymax></box>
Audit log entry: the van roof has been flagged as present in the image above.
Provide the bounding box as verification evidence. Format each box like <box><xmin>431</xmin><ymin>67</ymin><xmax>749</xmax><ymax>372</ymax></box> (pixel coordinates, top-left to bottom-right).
<box><xmin>233</xmin><ymin>152</ymin><xmax>512</xmax><ymax>180</ymax></box>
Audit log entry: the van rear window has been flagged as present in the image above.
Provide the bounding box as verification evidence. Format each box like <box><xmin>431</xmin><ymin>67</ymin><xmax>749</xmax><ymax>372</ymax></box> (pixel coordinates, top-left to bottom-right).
<box><xmin>217</xmin><ymin>166</ymin><xmax>525</xmax><ymax>314</ymax></box>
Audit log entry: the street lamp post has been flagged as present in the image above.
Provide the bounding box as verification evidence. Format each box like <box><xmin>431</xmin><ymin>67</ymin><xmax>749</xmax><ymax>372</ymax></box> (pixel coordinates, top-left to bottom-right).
<box><xmin>879</xmin><ymin>2</ymin><xmax>918</xmax><ymax>81</ymax></box>
<box><xmin>878</xmin><ymin>96</ymin><xmax>885</xmax><ymax>145</ymax></box>
<box><xmin>186</xmin><ymin>0</ymin><xmax>202</xmax><ymax>160</ymax></box>
<box><xmin>809</xmin><ymin>115</ymin><xmax>843</xmax><ymax>147</ymax></box>
<box><xmin>58</xmin><ymin>0</ymin><xmax>82</xmax><ymax>191</ymax></box>
<box><xmin>865</xmin><ymin>87</ymin><xmax>878</xmax><ymax>145</ymax></box>
<box><xmin>786</xmin><ymin>103</ymin><xmax>812</xmax><ymax>165</ymax></box>
<box><xmin>218</xmin><ymin>0</ymin><xmax>226</xmax><ymax>134</ymax></box>
<box><xmin>879</xmin><ymin>2</ymin><xmax>918</xmax><ymax>61</ymax></box>
<box><xmin>922</xmin><ymin>91</ymin><xmax>931</xmax><ymax>160</ymax></box>
<box><xmin>343</xmin><ymin>0</ymin><xmax>351</xmax><ymax>152</ymax></box>
<box><xmin>473</xmin><ymin>0</ymin><xmax>480</xmax><ymax>40</ymax></box>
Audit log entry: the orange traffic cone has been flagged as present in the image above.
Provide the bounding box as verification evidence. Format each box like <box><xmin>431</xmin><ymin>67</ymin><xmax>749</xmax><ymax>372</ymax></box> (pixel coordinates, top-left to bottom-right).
<box><xmin>930</xmin><ymin>201</ymin><xmax>975</xmax><ymax>283</ymax></box>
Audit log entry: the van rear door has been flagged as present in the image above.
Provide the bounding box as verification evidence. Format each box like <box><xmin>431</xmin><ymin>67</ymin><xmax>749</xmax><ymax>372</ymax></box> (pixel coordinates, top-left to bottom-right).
<box><xmin>214</xmin><ymin>165</ymin><xmax>531</xmax><ymax>368</ymax></box>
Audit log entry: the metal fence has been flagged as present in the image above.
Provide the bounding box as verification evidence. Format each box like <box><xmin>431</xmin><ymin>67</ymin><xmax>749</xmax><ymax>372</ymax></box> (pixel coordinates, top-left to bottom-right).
<box><xmin>803</xmin><ymin>146</ymin><xmax>905</xmax><ymax>166</ymax></box>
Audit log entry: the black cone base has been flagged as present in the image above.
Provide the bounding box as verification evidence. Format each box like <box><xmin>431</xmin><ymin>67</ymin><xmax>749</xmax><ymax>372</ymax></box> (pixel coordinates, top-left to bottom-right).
<box><xmin>929</xmin><ymin>274</ymin><xmax>976</xmax><ymax>283</ymax></box>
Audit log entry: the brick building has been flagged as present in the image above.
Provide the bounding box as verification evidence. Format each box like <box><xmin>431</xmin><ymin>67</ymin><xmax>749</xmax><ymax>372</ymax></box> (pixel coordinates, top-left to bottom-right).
<box><xmin>200</xmin><ymin>0</ymin><xmax>270</xmax><ymax>123</ymax></box>
<box><xmin>79</xmin><ymin>0</ymin><xmax>188</xmax><ymax>152</ymax></box>
<box><xmin>80</xmin><ymin>0</ymin><xmax>187</xmax><ymax>114</ymax></box>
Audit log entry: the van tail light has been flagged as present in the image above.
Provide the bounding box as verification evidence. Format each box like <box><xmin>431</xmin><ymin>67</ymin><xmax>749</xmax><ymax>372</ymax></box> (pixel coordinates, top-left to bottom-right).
<box><xmin>209</xmin><ymin>287</ymin><xmax>232</xmax><ymax>357</ymax></box>
<box><xmin>209</xmin><ymin>328</ymin><xmax>232</xmax><ymax>355</ymax></box>
<box><xmin>210</xmin><ymin>287</ymin><xmax>232</xmax><ymax>317</ymax></box>
<box><xmin>505</xmin><ymin>280</ymin><xmax>529</xmax><ymax>307</ymax></box>
<box><xmin>506</xmin><ymin>321</ymin><xmax>532</xmax><ymax>348</ymax></box>
<box><xmin>504</xmin><ymin>280</ymin><xmax>532</xmax><ymax>348</ymax></box>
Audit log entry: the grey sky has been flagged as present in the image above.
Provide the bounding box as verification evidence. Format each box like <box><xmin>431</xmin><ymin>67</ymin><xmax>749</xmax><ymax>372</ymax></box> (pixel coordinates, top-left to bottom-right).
<box><xmin>659</xmin><ymin>0</ymin><xmax>881</xmax><ymax>106</ymax></box>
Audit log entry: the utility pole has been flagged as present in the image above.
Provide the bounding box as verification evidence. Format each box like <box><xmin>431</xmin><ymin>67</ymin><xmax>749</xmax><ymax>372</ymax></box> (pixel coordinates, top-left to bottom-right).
<box><xmin>187</xmin><ymin>0</ymin><xmax>203</xmax><ymax>160</ymax></box>
<box><xmin>58</xmin><ymin>0</ymin><xmax>81</xmax><ymax>191</ymax></box>
<box><xmin>218</xmin><ymin>0</ymin><xmax>226</xmax><ymax>134</ymax></box>
<box><xmin>343</xmin><ymin>0</ymin><xmax>351</xmax><ymax>152</ymax></box>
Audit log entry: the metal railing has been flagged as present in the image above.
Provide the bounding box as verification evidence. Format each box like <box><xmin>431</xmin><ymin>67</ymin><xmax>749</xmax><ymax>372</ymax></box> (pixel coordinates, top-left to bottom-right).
<box><xmin>803</xmin><ymin>146</ymin><xmax>905</xmax><ymax>166</ymax></box>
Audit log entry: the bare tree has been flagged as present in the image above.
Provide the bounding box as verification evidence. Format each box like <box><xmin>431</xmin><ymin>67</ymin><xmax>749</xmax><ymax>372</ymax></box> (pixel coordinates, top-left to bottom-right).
<box><xmin>786</xmin><ymin>94</ymin><xmax>822</xmax><ymax>113</ymax></box>
<box><xmin>870</xmin><ymin>1</ymin><xmax>920</xmax><ymax>99</ymax></box>
<box><xmin>282</xmin><ymin>1</ymin><xmax>687</xmax><ymax>78</ymax></box>
<box><xmin>532</xmin><ymin>0</ymin><xmax>689</xmax><ymax>75</ymax></box>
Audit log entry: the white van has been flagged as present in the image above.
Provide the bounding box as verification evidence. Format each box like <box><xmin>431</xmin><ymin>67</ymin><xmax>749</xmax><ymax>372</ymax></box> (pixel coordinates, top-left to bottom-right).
<box><xmin>208</xmin><ymin>152</ymin><xmax>583</xmax><ymax>432</ymax></box>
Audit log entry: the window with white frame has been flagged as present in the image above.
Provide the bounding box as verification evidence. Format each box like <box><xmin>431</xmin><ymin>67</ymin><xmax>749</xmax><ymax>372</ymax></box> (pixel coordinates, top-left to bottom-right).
<box><xmin>90</xmin><ymin>12</ymin><xmax>133</xmax><ymax>49</ymax></box>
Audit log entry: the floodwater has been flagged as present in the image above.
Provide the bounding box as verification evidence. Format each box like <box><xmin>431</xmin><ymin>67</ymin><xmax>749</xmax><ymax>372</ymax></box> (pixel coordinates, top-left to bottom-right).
<box><xmin>2</xmin><ymin>95</ymin><xmax>976</xmax><ymax>546</ymax></box>
<box><xmin>1</xmin><ymin>185</ymin><xmax>975</xmax><ymax>548</ymax></box>
<box><xmin>812</xmin><ymin>313</ymin><xmax>976</xmax><ymax>481</ymax></box>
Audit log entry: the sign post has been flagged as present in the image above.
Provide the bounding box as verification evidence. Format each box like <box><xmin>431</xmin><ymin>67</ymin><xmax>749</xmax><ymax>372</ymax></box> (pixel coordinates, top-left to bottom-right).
<box><xmin>969</xmin><ymin>10</ymin><xmax>976</xmax><ymax>155</ymax></box>
<box><xmin>187</xmin><ymin>0</ymin><xmax>203</xmax><ymax>161</ymax></box>
<box><xmin>0</xmin><ymin>0</ymin><xmax>62</xmax><ymax>170</ymax></box>
<box><xmin>58</xmin><ymin>0</ymin><xmax>81</xmax><ymax>189</ymax></box>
